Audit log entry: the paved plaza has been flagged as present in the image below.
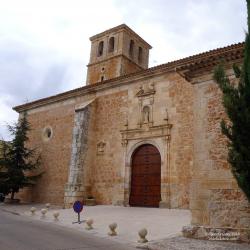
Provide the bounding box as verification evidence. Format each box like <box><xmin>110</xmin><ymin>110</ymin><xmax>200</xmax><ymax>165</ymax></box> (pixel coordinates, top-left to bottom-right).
<box><xmin>1</xmin><ymin>203</ymin><xmax>249</xmax><ymax>249</ymax></box>
<box><xmin>0</xmin><ymin>204</ymin><xmax>190</xmax><ymax>244</ymax></box>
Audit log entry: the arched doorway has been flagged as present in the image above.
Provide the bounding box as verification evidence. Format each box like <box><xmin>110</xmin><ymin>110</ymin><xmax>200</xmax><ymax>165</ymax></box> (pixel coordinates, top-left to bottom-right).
<box><xmin>129</xmin><ymin>144</ymin><xmax>161</xmax><ymax>207</ymax></box>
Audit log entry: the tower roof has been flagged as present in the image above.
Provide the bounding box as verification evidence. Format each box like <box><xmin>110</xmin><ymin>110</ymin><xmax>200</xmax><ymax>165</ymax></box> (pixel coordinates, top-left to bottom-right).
<box><xmin>89</xmin><ymin>24</ymin><xmax>152</xmax><ymax>49</ymax></box>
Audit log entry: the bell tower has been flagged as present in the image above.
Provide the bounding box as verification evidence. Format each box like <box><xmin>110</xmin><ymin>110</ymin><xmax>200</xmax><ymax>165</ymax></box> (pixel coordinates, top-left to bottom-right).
<box><xmin>86</xmin><ymin>24</ymin><xmax>152</xmax><ymax>85</ymax></box>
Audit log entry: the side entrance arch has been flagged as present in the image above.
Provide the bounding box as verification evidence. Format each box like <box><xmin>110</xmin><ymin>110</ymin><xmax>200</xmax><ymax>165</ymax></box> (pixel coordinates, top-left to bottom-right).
<box><xmin>129</xmin><ymin>144</ymin><xmax>161</xmax><ymax>207</ymax></box>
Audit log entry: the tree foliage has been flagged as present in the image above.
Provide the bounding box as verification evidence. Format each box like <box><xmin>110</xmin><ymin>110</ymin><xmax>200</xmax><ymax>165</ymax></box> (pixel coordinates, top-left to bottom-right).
<box><xmin>213</xmin><ymin>0</ymin><xmax>250</xmax><ymax>201</ymax></box>
<box><xmin>0</xmin><ymin>113</ymin><xmax>41</xmax><ymax>200</ymax></box>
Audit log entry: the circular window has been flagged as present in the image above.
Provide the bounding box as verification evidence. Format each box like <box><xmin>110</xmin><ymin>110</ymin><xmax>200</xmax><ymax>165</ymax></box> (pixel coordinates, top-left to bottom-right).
<box><xmin>42</xmin><ymin>126</ymin><xmax>53</xmax><ymax>141</ymax></box>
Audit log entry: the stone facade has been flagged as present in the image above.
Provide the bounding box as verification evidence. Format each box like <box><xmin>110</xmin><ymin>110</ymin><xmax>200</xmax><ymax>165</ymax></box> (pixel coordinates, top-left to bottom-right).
<box><xmin>13</xmin><ymin>25</ymin><xmax>249</xmax><ymax>241</ymax></box>
<box><xmin>185</xmin><ymin>69</ymin><xmax>250</xmax><ymax>241</ymax></box>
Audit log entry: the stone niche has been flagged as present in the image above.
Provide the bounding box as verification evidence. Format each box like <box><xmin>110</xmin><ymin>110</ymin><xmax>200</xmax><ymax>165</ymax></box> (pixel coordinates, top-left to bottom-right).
<box><xmin>136</xmin><ymin>83</ymin><xmax>156</xmax><ymax>128</ymax></box>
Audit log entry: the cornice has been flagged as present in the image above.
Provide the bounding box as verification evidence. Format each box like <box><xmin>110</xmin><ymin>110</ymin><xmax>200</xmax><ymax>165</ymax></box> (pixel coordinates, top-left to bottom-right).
<box><xmin>13</xmin><ymin>42</ymin><xmax>244</xmax><ymax>113</ymax></box>
<box><xmin>87</xmin><ymin>54</ymin><xmax>145</xmax><ymax>70</ymax></box>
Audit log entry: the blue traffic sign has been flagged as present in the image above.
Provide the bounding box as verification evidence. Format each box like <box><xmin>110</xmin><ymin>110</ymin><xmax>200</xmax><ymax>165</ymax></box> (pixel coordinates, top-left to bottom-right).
<box><xmin>73</xmin><ymin>201</ymin><xmax>83</xmax><ymax>213</ymax></box>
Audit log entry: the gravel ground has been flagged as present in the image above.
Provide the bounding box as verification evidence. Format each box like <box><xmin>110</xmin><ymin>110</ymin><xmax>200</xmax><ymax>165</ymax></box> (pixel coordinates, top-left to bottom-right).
<box><xmin>147</xmin><ymin>236</ymin><xmax>250</xmax><ymax>250</ymax></box>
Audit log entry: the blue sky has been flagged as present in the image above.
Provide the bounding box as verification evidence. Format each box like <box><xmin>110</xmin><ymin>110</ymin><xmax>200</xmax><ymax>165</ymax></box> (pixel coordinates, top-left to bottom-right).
<box><xmin>0</xmin><ymin>0</ymin><xmax>247</xmax><ymax>139</ymax></box>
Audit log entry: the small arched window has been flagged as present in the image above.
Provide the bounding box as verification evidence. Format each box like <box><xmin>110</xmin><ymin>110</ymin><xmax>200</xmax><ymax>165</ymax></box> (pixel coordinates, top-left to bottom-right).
<box><xmin>129</xmin><ymin>40</ymin><xmax>134</xmax><ymax>57</ymax></box>
<box><xmin>42</xmin><ymin>126</ymin><xmax>53</xmax><ymax>141</ymax></box>
<box><xmin>108</xmin><ymin>37</ymin><xmax>115</xmax><ymax>53</ymax></box>
<box><xmin>138</xmin><ymin>47</ymin><xmax>143</xmax><ymax>63</ymax></box>
<box><xmin>97</xmin><ymin>41</ymin><xmax>104</xmax><ymax>57</ymax></box>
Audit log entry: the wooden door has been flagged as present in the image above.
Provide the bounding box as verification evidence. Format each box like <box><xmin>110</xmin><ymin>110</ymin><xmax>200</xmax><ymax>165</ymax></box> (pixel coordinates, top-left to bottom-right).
<box><xmin>129</xmin><ymin>144</ymin><xmax>161</xmax><ymax>207</ymax></box>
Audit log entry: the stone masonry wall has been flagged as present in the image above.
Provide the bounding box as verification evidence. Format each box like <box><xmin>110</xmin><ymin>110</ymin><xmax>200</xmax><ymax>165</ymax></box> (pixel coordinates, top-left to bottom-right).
<box><xmin>167</xmin><ymin>73</ymin><xmax>194</xmax><ymax>209</ymax></box>
<box><xmin>17</xmin><ymin>71</ymin><xmax>194</xmax><ymax>209</ymax></box>
<box><xmin>87</xmin><ymin>57</ymin><xmax>122</xmax><ymax>84</ymax></box>
<box><xmin>120</xmin><ymin>56</ymin><xmax>142</xmax><ymax>76</ymax></box>
<box><xmin>188</xmin><ymin>70</ymin><xmax>250</xmax><ymax>241</ymax></box>
<box><xmin>25</xmin><ymin>102</ymin><xmax>75</xmax><ymax>204</ymax></box>
<box><xmin>91</xmin><ymin>91</ymin><xmax>128</xmax><ymax>204</ymax></box>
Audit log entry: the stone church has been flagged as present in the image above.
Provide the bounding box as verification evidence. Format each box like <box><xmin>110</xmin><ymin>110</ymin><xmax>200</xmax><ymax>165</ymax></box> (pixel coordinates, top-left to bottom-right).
<box><xmin>14</xmin><ymin>24</ymin><xmax>249</xmax><ymax>237</ymax></box>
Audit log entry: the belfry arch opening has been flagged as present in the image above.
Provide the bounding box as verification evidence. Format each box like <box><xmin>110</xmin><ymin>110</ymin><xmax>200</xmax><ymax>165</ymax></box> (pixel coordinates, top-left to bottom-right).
<box><xmin>108</xmin><ymin>37</ymin><xmax>115</xmax><ymax>52</ymax></box>
<box><xmin>129</xmin><ymin>39</ymin><xmax>134</xmax><ymax>58</ymax></box>
<box><xmin>97</xmin><ymin>41</ymin><xmax>104</xmax><ymax>57</ymax></box>
<box><xmin>129</xmin><ymin>144</ymin><xmax>161</xmax><ymax>207</ymax></box>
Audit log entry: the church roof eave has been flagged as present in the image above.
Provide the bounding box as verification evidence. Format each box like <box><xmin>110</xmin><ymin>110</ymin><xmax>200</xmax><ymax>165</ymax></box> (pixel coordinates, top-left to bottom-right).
<box><xmin>13</xmin><ymin>42</ymin><xmax>244</xmax><ymax>113</ymax></box>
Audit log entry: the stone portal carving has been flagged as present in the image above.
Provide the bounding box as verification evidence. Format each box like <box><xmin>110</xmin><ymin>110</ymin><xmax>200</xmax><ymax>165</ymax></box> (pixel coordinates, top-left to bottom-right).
<box><xmin>97</xmin><ymin>141</ymin><xmax>106</xmax><ymax>155</ymax></box>
<box><xmin>120</xmin><ymin>84</ymin><xmax>173</xmax><ymax>208</ymax></box>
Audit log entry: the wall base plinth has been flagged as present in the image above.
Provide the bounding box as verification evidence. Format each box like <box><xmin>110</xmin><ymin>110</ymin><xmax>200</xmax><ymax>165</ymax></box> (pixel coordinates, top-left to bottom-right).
<box><xmin>112</xmin><ymin>200</ymin><xmax>125</xmax><ymax>206</ymax></box>
<box><xmin>159</xmin><ymin>201</ymin><xmax>170</xmax><ymax>208</ymax></box>
<box><xmin>182</xmin><ymin>225</ymin><xmax>250</xmax><ymax>243</ymax></box>
<box><xmin>64</xmin><ymin>183</ymin><xmax>86</xmax><ymax>208</ymax></box>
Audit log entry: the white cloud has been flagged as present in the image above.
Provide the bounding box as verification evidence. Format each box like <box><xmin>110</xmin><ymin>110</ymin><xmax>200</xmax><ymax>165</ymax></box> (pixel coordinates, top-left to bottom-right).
<box><xmin>0</xmin><ymin>94</ymin><xmax>18</xmax><ymax>140</ymax></box>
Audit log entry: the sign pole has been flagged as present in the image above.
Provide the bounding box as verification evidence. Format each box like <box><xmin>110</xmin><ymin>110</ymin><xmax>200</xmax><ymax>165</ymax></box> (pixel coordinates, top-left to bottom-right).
<box><xmin>72</xmin><ymin>200</ymin><xmax>85</xmax><ymax>224</ymax></box>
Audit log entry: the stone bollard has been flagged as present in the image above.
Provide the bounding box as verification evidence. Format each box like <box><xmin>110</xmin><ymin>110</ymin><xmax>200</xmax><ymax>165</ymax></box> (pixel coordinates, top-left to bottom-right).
<box><xmin>40</xmin><ymin>208</ymin><xmax>48</xmax><ymax>219</ymax></box>
<box><xmin>138</xmin><ymin>228</ymin><xmax>148</xmax><ymax>243</ymax></box>
<box><xmin>108</xmin><ymin>223</ymin><xmax>117</xmax><ymax>236</ymax></box>
<box><xmin>45</xmin><ymin>203</ymin><xmax>51</xmax><ymax>209</ymax></box>
<box><xmin>85</xmin><ymin>219</ymin><xmax>94</xmax><ymax>230</ymax></box>
<box><xmin>53</xmin><ymin>211</ymin><xmax>60</xmax><ymax>221</ymax></box>
<box><xmin>30</xmin><ymin>207</ymin><xmax>36</xmax><ymax>216</ymax></box>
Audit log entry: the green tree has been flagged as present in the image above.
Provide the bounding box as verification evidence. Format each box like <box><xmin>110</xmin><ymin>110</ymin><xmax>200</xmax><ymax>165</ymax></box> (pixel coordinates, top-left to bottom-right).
<box><xmin>213</xmin><ymin>0</ymin><xmax>250</xmax><ymax>201</ymax></box>
<box><xmin>0</xmin><ymin>113</ymin><xmax>40</xmax><ymax>200</ymax></box>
